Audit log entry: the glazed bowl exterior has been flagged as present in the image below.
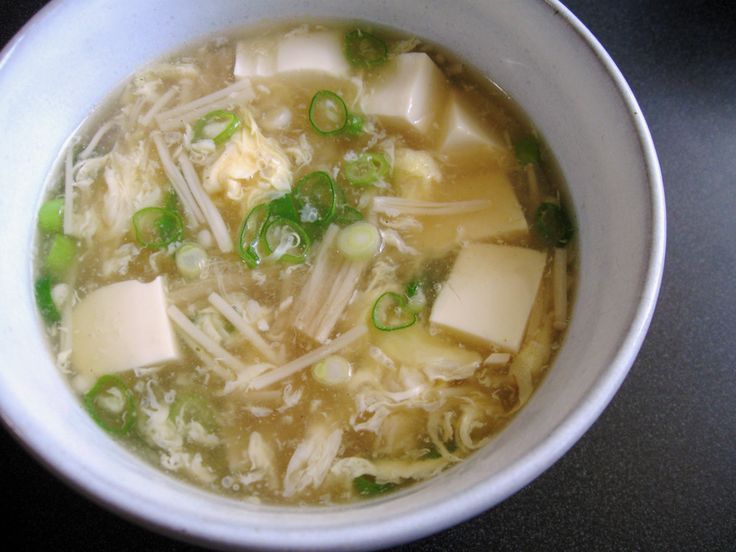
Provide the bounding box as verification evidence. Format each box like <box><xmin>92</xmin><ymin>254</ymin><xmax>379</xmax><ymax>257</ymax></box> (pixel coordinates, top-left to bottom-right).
<box><xmin>0</xmin><ymin>1</ymin><xmax>665</xmax><ymax>550</ymax></box>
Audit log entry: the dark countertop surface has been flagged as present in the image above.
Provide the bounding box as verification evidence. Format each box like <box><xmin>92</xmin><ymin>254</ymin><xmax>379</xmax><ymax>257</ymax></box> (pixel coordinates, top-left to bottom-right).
<box><xmin>2</xmin><ymin>1</ymin><xmax>734</xmax><ymax>550</ymax></box>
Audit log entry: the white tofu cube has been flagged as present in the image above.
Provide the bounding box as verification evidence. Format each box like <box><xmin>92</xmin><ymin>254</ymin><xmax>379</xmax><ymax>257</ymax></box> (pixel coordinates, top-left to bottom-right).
<box><xmin>233</xmin><ymin>37</ymin><xmax>275</xmax><ymax>78</ymax></box>
<box><xmin>439</xmin><ymin>94</ymin><xmax>507</xmax><ymax>155</ymax></box>
<box><xmin>276</xmin><ymin>31</ymin><xmax>349</xmax><ymax>77</ymax></box>
<box><xmin>234</xmin><ymin>31</ymin><xmax>349</xmax><ymax>79</ymax></box>
<box><xmin>408</xmin><ymin>170</ymin><xmax>529</xmax><ymax>255</ymax></box>
<box><xmin>361</xmin><ymin>53</ymin><xmax>448</xmax><ymax>135</ymax></box>
<box><xmin>71</xmin><ymin>277</ymin><xmax>180</xmax><ymax>378</ymax></box>
<box><xmin>430</xmin><ymin>244</ymin><xmax>547</xmax><ymax>352</ymax></box>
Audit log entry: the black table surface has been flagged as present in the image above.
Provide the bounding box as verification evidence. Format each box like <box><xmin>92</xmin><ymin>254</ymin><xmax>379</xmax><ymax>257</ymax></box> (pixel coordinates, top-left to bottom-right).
<box><xmin>2</xmin><ymin>1</ymin><xmax>734</xmax><ymax>550</ymax></box>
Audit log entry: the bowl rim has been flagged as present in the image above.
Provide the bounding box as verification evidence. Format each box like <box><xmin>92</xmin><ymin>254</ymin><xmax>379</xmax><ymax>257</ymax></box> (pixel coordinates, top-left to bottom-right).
<box><xmin>0</xmin><ymin>0</ymin><xmax>666</xmax><ymax>550</ymax></box>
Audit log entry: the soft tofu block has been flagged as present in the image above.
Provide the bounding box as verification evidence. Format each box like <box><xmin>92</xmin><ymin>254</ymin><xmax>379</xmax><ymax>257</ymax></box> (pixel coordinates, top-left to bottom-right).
<box><xmin>408</xmin><ymin>170</ymin><xmax>529</xmax><ymax>255</ymax></box>
<box><xmin>439</xmin><ymin>94</ymin><xmax>507</xmax><ymax>155</ymax></box>
<box><xmin>430</xmin><ymin>244</ymin><xmax>547</xmax><ymax>352</ymax></box>
<box><xmin>276</xmin><ymin>31</ymin><xmax>349</xmax><ymax>76</ymax></box>
<box><xmin>361</xmin><ymin>53</ymin><xmax>448</xmax><ymax>135</ymax></box>
<box><xmin>71</xmin><ymin>277</ymin><xmax>180</xmax><ymax>378</ymax></box>
<box><xmin>234</xmin><ymin>38</ymin><xmax>275</xmax><ymax>78</ymax></box>
<box><xmin>234</xmin><ymin>31</ymin><xmax>349</xmax><ymax>79</ymax></box>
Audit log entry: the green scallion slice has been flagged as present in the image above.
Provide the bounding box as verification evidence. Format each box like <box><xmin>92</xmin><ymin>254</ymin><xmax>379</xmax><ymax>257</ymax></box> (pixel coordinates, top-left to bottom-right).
<box><xmin>353</xmin><ymin>475</ymin><xmax>396</xmax><ymax>497</ymax></box>
<box><xmin>268</xmin><ymin>193</ymin><xmax>299</xmax><ymax>222</ymax></box>
<box><xmin>132</xmin><ymin>207</ymin><xmax>183</xmax><ymax>249</ymax></box>
<box><xmin>35</xmin><ymin>276</ymin><xmax>60</xmax><ymax>324</ymax></box>
<box><xmin>344</xmin><ymin>152</ymin><xmax>390</xmax><ymax>186</ymax></box>
<box><xmin>344</xmin><ymin>113</ymin><xmax>364</xmax><ymax>136</ymax></box>
<box><xmin>175</xmin><ymin>243</ymin><xmax>207</xmax><ymax>279</ymax></box>
<box><xmin>309</xmin><ymin>90</ymin><xmax>349</xmax><ymax>136</ymax></box>
<box><xmin>404</xmin><ymin>279</ymin><xmax>427</xmax><ymax>313</ymax></box>
<box><xmin>336</xmin><ymin>221</ymin><xmax>381</xmax><ymax>261</ymax></box>
<box><xmin>193</xmin><ymin>110</ymin><xmax>241</xmax><ymax>145</ymax></box>
<box><xmin>169</xmin><ymin>393</ymin><xmax>217</xmax><ymax>433</ymax></box>
<box><xmin>334</xmin><ymin>205</ymin><xmax>364</xmax><ymax>226</ymax></box>
<box><xmin>45</xmin><ymin>234</ymin><xmax>78</xmax><ymax>279</ymax></box>
<box><xmin>294</xmin><ymin>171</ymin><xmax>337</xmax><ymax>230</ymax></box>
<box><xmin>237</xmin><ymin>203</ymin><xmax>270</xmax><ymax>268</ymax></box>
<box><xmin>260</xmin><ymin>216</ymin><xmax>311</xmax><ymax>264</ymax></box>
<box><xmin>513</xmin><ymin>136</ymin><xmax>541</xmax><ymax>165</ymax></box>
<box><xmin>371</xmin><ymin>291</ymin><xmax>417</xmax><ymax>331</ymax></box>
<box><xmin>38</xmin><ymin>198</ymin><xmax>65</xmax><ymax>234</ymax></box>
<box><xmin>534</xmin><ymin>202</ymin><xmax>574</xmax><ymax>247</ymax></box>
<box><xmin>345</xmin><ymin>30</ymin><xmax>388</xmax><ymax>68</ymax></box>
<box><xmin>164</xmin><ymin>190</ymin><xmax>179</xmax><ymax>212</ymax></box>
<box><xmin>83</xmin><ymin>375</ymin><xmax>137</xmax><ymax>435</ymax></box>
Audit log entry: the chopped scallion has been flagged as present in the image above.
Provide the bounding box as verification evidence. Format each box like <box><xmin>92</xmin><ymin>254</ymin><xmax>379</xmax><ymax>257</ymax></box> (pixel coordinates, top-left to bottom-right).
<box><xmin>83</xmin><ymin>375</ymin><xmax>137</xmax><ymax>435</ymax></box>
<box><xmin>345</xmin><ymin>30</ymin><xmax>388</xmax><ymax>68</ymax></box>
<box><xmin>169</xmin><ymin>393</ymin><xmax>216</xmax><ymax>433</ymax></box>
<box><xmin>164</xmin><ymin>190</ymin><xmax>179</xmax><ymax>212</ymax></box>
<box><xmin>311</xmin><ymin>355</ymin><xmax>352</xmax><ymax>386</ymax></box>
<box><xmin>513</xmin><ymin>136</ymin><xmax>541</xmax><ymax>165</ymax></box>
<box><xmin>193</xmin><ymin>110</ymin><xmax>241</xmax><ymax>145</ymax></box>
<box><xmin>336</xmin><ymin>221</ymin><xmax>381</xmax><ymax>261</ymax></box>
<box><xmin>344</xmin><ymin>152</ymin><xmax>390</xmax><ymax>186</ymax></box>
<box><xmin>132</xmin><ymin>207</ymin><xmax>184</xmax><ymax>249</ymax></box>
<box><xmin>294</xmin><ymin>171</ymin><xmax>337</xmax><ymax>233</ymax></box>
<box><xmin>38</xmin><ymin>198</ymin><xmax>64</xmax><ymax>234</ymax></box>
<box><xmin>309</xmin><ymin>90</ymin><xmax>349</xmax><ymax>136</ymax></box>
<box><xmin>353</xmin><ymin>475</ymin><xmax>396</xmax><ymax>497</ymax></box>
<box><xmin>534</xmin><ymin>202</ymin><xmax>574</xmax><ymax>247</ymax></box>
<box><xmin>405</xmin><ymin>279</ymin><xmax>427</xmax><ymax>313</ymax></box>
<box><xmin>268</xmin><ymin>194</ymin><xmax>299</xmax><ymax>222</ymax></box>
<box><xmin>260</xmin><ymin>216</ymin><xmax>311</xmax><ymax>264</ymax></box>
<box><xmin>35</xmin><ymin>276</ymin><xmax>60</xmax><ymax>324</ymax></box>
<box><xmin>422</xmin><ymin>446</ymin><xmax>442</xmax><ymax>459</ymax></box>
<box><xmin>45</xmin><ymin>234</ymin><xmax>78</xmax><ymax>279</ymax></box>
<box><xmin>237</xmin><ymin>203</ymin><xmax>269</xmax><ymax>268</ymax></box>
<box><xmin>175</xmin><ymin>243</ymin><xmax>207</xmax><ymax>279</ymax></box>
<box><xmin>371</xmin><ymin>291</ymin><xmax>417</xmax><ymax>331</ymax></box>
<box><xmin>344</xmin><ymin>113</ymin><xmax>364</xmax><ymax>136</ymax></box>
<box><xmin>334</xmin><ymin>205</ymin><xmax>364</xmax><ymax>226</ymax></box>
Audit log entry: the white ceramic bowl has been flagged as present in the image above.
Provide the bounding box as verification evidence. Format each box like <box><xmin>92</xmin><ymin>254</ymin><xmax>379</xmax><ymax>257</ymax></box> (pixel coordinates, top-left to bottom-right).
<box><xmin>0</xmin><ymin>1</ymin><xmax>665</xmax><ymax>550</ymax></box>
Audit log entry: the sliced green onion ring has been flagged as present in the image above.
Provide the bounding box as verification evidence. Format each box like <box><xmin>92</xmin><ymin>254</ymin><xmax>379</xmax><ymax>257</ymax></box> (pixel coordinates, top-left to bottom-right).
<box><xmin>371</xmin><ymin>291</ymin><xmax>417</xmax><ymax>331</ymax></box>
<box><xmin>337</xmin><ymin>221</ymin><xmax>381</xmax><ymax>261</ymax></box>
<box><xmin>513</xmin><ymin>136</ymin><xmax>541</xmax><ymax>166</ymax></box>
<box><xmin>175</xmin><ymin>243</ymin><xmax>207</xmax><ymax>279</ymax></box>
<box><xmin>334</xmin><ymin>205</ymin><xmax>364</xmax><ymax>226</ymax></box>
<box><xmin>345</xmin><ymin>30</ymin><xmax>388</xmax><ymax>68</ymax></box>
<box><xmin>405</xmin><ymin>279</ymin><xmax>427</xmax><ymax>313</ymax></box>
<box><xmin>237</xmin><ymin>203</ymin><xmax>270</xmax><ymax>268</ymax></box>
<box><xmin>193</xmin><ymin>110</ymin><xmax>241</xmax><ymax>145</ymax></box>
<box><xmin>83</xmin><ymin>375</ymin><xmax>137</xmax><ymax>435</ymax></box>
<box><xmin>344</xmin><ymin>152</ymin><xmax>390</xmax><ymax>186</ymax></box>
<box><xmin>169</xmin><ymin>393</ymin><xmax>217</xmax><ymax>433</ymax></box>
<box><xmin>38</xmin><ymin>198</ymin><xmax>65</xmax><ymax>234</ymax></box>
<box><xmin>344</xmin><ymin>113</ymin><xmax>364</xmax><ymax>136</ymax></box>
<box><xmin>132</xmin><ymin>207</ymin><xmax>183</xmax><ymax>249</ymax></box>
<box><xmin>534</xmin><ymin>202</ymin><xmax>574</xmax><ymax>247</ymax></box>
<box><xmin>294</xmin><ymin>171</ymin><xmax>337</xmax><ymax>228</ymax></box>
<box><xmin>35</xmin><ymin>276</ymin><xmax>61</xmax><ymax>324</ymax></box>
<box><xmin>45</xmin><ymin>234</ymin><xmax>78</xmax><ymax>279</ymax></box>
<box><xmin>312</xmin><ymin>355</ymin><xmax>352</xmax><ymax>386</ymax></box>
<box><xmin>354</xmin><ymin>475</ymin><xmax>396</xmax><ymax>497</ymax></box>
<box><xmin>309</xmin><ymin>90</ymin><xmax>349</xmax><ymax>136</ymax></box>
<box><xmin>268</xmin><ymin>194</ymin><xmax>299</xmax><ymax>222</ymax></box>
<box><xmin>260</xmin><ymin>216</ymin><xmax>311</xmax><ymax>264</ymax></box>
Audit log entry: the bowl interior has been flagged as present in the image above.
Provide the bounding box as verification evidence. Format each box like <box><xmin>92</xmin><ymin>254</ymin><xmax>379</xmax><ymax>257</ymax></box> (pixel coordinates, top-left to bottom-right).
<box><xmin>0</xmin><ymin>0</ymin><xmax>663</xmax><ymax>549</ymax></box>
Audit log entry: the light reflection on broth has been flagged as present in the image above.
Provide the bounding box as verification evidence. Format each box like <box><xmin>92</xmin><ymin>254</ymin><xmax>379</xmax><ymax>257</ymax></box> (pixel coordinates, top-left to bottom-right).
<box><xmin>34</xmin><ymin>21</ymin><xmax>576</xmax><ymax>505</ymax></box>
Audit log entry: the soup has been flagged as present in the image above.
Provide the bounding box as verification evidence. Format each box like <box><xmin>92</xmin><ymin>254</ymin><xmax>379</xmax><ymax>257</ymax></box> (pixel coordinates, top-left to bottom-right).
<box><xmin>34</xmin><ymin>22</ymin><xmax>575</xmax><ymax>504</ymax></box>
